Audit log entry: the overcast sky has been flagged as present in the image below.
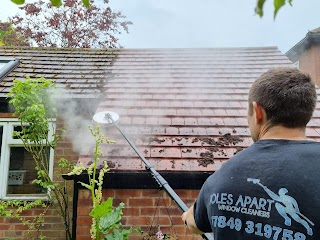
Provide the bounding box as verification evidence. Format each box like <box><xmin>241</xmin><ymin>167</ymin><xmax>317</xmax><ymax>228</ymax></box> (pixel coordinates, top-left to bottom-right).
<box><xmin>1</xmin><ymin>0</ymin><xmax>319</xmax><ymax>54</ymax></box>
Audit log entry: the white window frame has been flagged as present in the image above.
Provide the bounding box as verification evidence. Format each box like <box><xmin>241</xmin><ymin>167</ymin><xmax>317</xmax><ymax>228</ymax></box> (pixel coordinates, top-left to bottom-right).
<box><xmin>293</xmin><ymin>60</ymin><xmax>299</xmax><ymax>69</ymax></box>
<box><xmin>0</xmin><ymin>118</ymin><xmax>55</xmax><ymax>200</ymax></box>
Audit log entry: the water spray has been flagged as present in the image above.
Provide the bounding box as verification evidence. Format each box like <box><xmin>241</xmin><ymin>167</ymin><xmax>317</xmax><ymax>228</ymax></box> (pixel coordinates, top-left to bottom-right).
<box><xmin>93</xmin><ymin>111</ymin><xmax>213</xmax><ymax>240</ymax></box>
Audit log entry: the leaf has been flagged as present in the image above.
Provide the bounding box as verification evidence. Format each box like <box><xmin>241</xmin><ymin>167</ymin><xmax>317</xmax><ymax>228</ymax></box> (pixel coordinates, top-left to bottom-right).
<box><xmin>79</xmin><ymin>182</ymin><xmax>93</xmax><ymax>191</ymax></box>
<box><xmin>255</xmin><ymin>0</ymin><xmax>266</xmax><ymax>17</ymax></box>
<box><xmin>89</xmin><ymin>198</ymin><xmax>113</xmax><ymax>219</ymax></box>
<box><xmin>82</xmin><ymin>0</ymin><xmax>90</xmax><ymax>7</ymax></box>
<box><xmin>274</xmin><ymin>0</ymin><xmax>286</xmax><ymax>18</ymax></box>
<box><xmin>50</xmin><ymin>0</ymin><xmax>62</xmax><ymax>7</ymax></box>
<box><xmin>99</xmin><ymin>202</ymin><xmax>125</xmax><ymax>234</ymax></box>
<box><xmin>10</xmin><ymin>0</ymin><xmax>25</xmax><ymax>4</ymax></box>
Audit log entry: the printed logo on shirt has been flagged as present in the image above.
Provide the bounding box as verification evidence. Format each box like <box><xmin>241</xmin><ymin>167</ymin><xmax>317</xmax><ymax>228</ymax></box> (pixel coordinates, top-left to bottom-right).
<box><xmin>209</xmin><ymin>192</ymin><xmax>274</xmax><ymax>218</ymax></box>
<box><xmin>247</xmin><ymin>178</ymin><xmax>314</xmax><ymax>236</ymax></box>
<box><xmin>208</xmin><ymin>179</ymin><xmax>315</xmax><ymax>238</ymax></box>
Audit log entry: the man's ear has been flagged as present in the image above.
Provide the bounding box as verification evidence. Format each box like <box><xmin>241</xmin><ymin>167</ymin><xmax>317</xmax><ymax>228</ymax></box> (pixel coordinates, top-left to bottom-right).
<box><xmin>252</xmin><ymin>102</ymin><xmax>264</xmax><ymax>124</ymax></box>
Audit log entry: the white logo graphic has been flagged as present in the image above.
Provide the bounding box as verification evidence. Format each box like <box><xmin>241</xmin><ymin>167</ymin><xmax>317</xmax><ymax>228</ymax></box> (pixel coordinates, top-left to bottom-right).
<box><xmin>247</xmin><ymin>178</ymin><xmax>314</xmax><ymax>236</ymax></box>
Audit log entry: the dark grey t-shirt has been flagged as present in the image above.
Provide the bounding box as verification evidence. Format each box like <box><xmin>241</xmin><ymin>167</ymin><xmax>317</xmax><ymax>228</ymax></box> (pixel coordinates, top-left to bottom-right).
<box><xmin>194</xmin><ymin>140</ymin><xmax>320</xmax><ymax>240</ymax></box>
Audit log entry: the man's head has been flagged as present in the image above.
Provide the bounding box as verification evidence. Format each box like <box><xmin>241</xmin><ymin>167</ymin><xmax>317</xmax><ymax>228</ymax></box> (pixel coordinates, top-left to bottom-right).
<box><xmin>248</xmin><ymin>67</ymin><xmax>317</xmax><ymax>141</ymax></box>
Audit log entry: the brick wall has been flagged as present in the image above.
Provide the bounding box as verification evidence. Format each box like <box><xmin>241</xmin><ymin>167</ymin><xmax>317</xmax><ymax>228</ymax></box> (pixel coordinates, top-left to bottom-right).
<box><xmin>299</xmin><ymin>44</ymin><xmax>320</xmax><ymax>86</ymax></box>
<box><xmin>77</xmin><ymin>189</ymin><xmax>204</xmax><ymax>240</ymax></box>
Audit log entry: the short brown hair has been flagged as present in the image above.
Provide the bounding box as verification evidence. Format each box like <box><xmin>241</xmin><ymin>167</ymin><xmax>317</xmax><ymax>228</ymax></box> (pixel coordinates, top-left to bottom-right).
<box><xmin>248</xmin><ymin>67</ymin><xmax>317</xmax><ymax>128</ymax></box>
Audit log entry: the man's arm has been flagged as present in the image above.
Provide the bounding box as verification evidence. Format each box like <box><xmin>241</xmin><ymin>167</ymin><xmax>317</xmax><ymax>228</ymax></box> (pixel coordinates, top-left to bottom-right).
<box><xmin>262</xmin><ymin>185</ymin><xmax>280</xmax><ymax>201</ymax></box>
<box><xmin>181</xmin><ymin>204</ymin><xmax>203</xmax><ymax>235</ymax></box>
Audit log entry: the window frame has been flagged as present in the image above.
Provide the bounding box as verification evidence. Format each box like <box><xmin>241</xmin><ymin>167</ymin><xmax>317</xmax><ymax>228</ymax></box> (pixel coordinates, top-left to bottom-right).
<box><xmin>0</xmin><ymin>118</ymin><xmax>55</xmax><ymax>200</ymax></box>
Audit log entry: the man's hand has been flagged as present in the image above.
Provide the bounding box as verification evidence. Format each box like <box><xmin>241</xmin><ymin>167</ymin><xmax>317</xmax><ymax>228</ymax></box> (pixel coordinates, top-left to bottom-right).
<box><xmin>181</xmin><ymin>204</ymin><xmax>203</xmax><ymax>235</ymax></box>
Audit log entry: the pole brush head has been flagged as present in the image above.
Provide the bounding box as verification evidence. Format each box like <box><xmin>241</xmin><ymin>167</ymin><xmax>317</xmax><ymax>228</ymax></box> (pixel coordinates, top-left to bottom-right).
<box><xmin>92</xmin><ymin>111</ymin><xmax>120</xmax><ymax>126</ymax></box>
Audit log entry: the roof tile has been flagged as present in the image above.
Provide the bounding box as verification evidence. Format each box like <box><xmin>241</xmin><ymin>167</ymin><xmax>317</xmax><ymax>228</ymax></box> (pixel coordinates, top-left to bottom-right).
<box><xmin>3</xmin><ymin>47</ymin><xmax>313</xmax><ymax>173</ymax></box>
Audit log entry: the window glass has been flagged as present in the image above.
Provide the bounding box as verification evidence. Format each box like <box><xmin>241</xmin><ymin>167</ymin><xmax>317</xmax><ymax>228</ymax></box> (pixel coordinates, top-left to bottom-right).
<box><xmin>7</xmin><ymin>146</ymin><xmax>50</xmax><ymax>196</ymax></box>
<box><xmin>0</xmin><ymin>62</ymin><xmax>6</xmax><ymax>69</ymax></box>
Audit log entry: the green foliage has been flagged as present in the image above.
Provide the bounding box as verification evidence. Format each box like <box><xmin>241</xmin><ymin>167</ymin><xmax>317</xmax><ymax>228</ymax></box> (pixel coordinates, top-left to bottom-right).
<box><xmin>50</xmin><ymin>0</ymin><xmax>62</xmax><ymax>6</ymax></box>
<box><xmin>255</xmin><ymin>0</ymin><xmax>293</xmax><ymax>18</ymax></box>
<box><xmin>0</xmin><ymin>21</ymin><xmax>29</xmax><ymax>47</ymax></box>
<box><xmin>90</xmin><ymin>198</ymin><xmax>113</xmax><ymax>219</ymax></box>
<box><xmin>69</xmin><ymin>125</ymin><xmax>139</xmax><ymax>240</ymax></box>
<box><xmin>6</xmin><ymin>77</ymin><xmax>73</xmax><ymax>240</ymax></box>
<box><xmin>8</xmin><ymin>77</ymin><xmax>56</xmax><ymax>118</ymax></box>
<box><xmin>0</xmin><ymin>199</ymin><xmax>48</xmax><ymax>239</ymax></box>
<box><xmin>82</xmin><ymin>0</ymin><xmax>90</xmax><ymax>7</ymax></box>
<box><xmin>10</xmin><ymin>0</ymin><xmax>93</xmax><ymax>7</ymax></box>
<box><xmin>10</xmin><ymin>0</ymin><xmax>25</xmax><ymax>4</ymax></box>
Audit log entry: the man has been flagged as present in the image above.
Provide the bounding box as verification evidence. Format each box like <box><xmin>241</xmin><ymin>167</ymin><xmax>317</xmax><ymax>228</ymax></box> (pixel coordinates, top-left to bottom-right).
<box><xmin>182</xmin><ymin>68</ymin><xmax>320</xmax><ymax>239</ymax></box>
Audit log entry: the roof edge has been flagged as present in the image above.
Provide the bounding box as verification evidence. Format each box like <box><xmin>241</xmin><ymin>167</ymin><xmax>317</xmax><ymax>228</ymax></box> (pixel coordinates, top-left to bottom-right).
<box><xmin>286</xmin><ymin>33</ymin><xmax>320</xmax><ymax>62</ymax></box>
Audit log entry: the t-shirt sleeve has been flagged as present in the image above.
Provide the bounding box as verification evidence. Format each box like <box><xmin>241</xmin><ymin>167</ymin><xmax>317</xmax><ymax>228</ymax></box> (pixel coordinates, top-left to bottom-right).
<box><xmin>193</xmin><ymin>180</ymin><xmax>212</xmax><ymax>233</ymax></box>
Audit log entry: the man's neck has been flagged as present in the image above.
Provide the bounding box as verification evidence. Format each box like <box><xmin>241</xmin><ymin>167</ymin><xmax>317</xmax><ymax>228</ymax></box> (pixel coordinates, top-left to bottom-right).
<box><xmin>259</xmin><ymin>125</ymin><xmax>307</xmax><ymax>140</ymax></box>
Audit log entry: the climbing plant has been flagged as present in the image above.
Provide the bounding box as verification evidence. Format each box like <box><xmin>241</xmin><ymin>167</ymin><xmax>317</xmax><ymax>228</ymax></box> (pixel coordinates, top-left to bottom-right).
<box><xmin>68</xmin><ymin>124</ymin><xmax>140</xmax><ymax>240</ymax></box>
<box><xmin>5</xmin><ymin>77</ymin><xmax>73</xmax><ymax>240</ymax></box>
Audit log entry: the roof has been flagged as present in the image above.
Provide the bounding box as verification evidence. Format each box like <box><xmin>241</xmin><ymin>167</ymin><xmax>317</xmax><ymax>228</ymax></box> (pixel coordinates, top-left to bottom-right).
<box><xmin>1</xmin><ymin>47</ymin><xmax>318</xmax><ymax>173</ymax></box>
<box><xmin>76</xmin><ymin>47</ymin><xmax>320</xmax><ymax>172</ymax></box>
<box><xmin>286</xmin><ymin>27</ymin><xmax>320</xmax><ymax>62</ymax></box>
<box><xmin>0</xmin><ymin>47</ymin><xmax>120</xmax><ymax>98</ymax></box>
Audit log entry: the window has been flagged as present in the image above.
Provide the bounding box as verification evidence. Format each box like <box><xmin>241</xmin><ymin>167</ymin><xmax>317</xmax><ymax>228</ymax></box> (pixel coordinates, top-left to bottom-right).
<box><xmin>0</xmin><ymin>119</ymin><xmax>55</xmax><ymax>200</ymax></box>
<box><xmin>293</xmin><ymin>60</ymin><xmax>299</xmax><ymax>69</ymax></box>
<box><xmin>0</xmin><ymin>58</ymin><xmax>19</xmax><ymax>82</ymax></box>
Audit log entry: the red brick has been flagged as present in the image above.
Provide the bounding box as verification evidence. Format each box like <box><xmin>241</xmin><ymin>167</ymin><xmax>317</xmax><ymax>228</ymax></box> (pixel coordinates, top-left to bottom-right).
<box><xmin>140</xmin><ymin>207</ymin><xmax>157</xmax><ymax>216</ymax></box>
<box><xmin>78</xmin><ymin>207</ymin><xmax>92</xmax><ymax>216</ymax></box>
<box><xmin>129</xmin><ymin>198</ymin><xmax>154</xmax><ymax>207</ymax></box>
<box><xmin>140</xmin><ymin>189</ymin><xmax>163</xmax><ymax>197</ymax></box>
<box><xmin>127</xmin><ymin>216</ymin><xmax>152</xmax><ymax>225</ymax></box>
<box><xmin>102</xmin><ymin>189</ymin><xmax>115</xmax><ymax>198</ymax></box>
<box><xmin>76</xmin><ymin>225</ymin><xmax>91</xmax><ymax>236</ymax></box>
<box><xmin>115</xmin><ymin>189</ymin><xmax>142</xmax><ymax>198</ymax></box>
<box><xmin>123</xmin><ymin>207</ymin><xmax>140</xmax><ymax>216</ymax></box>
<box><xmin>14</xmin><ymin>224</ymin><xmax>28</xmax><ymax>231</ymax></box>
<box><xmin>0</xmin><ymin>224</ymin><xmax>11</xmax><ymax>230</ymax></box>
<box><xmin>78</xmin><ymin>216</ymin><xmax>92</xmax><ymax>225</ymax></box>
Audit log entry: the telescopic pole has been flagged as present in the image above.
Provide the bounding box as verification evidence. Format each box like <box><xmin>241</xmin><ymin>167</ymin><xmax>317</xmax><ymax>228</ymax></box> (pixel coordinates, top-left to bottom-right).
<box><xmin>106</xmin><ymin>114</ymin><xmax>213</xmax><ymax>240</ymax></box>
